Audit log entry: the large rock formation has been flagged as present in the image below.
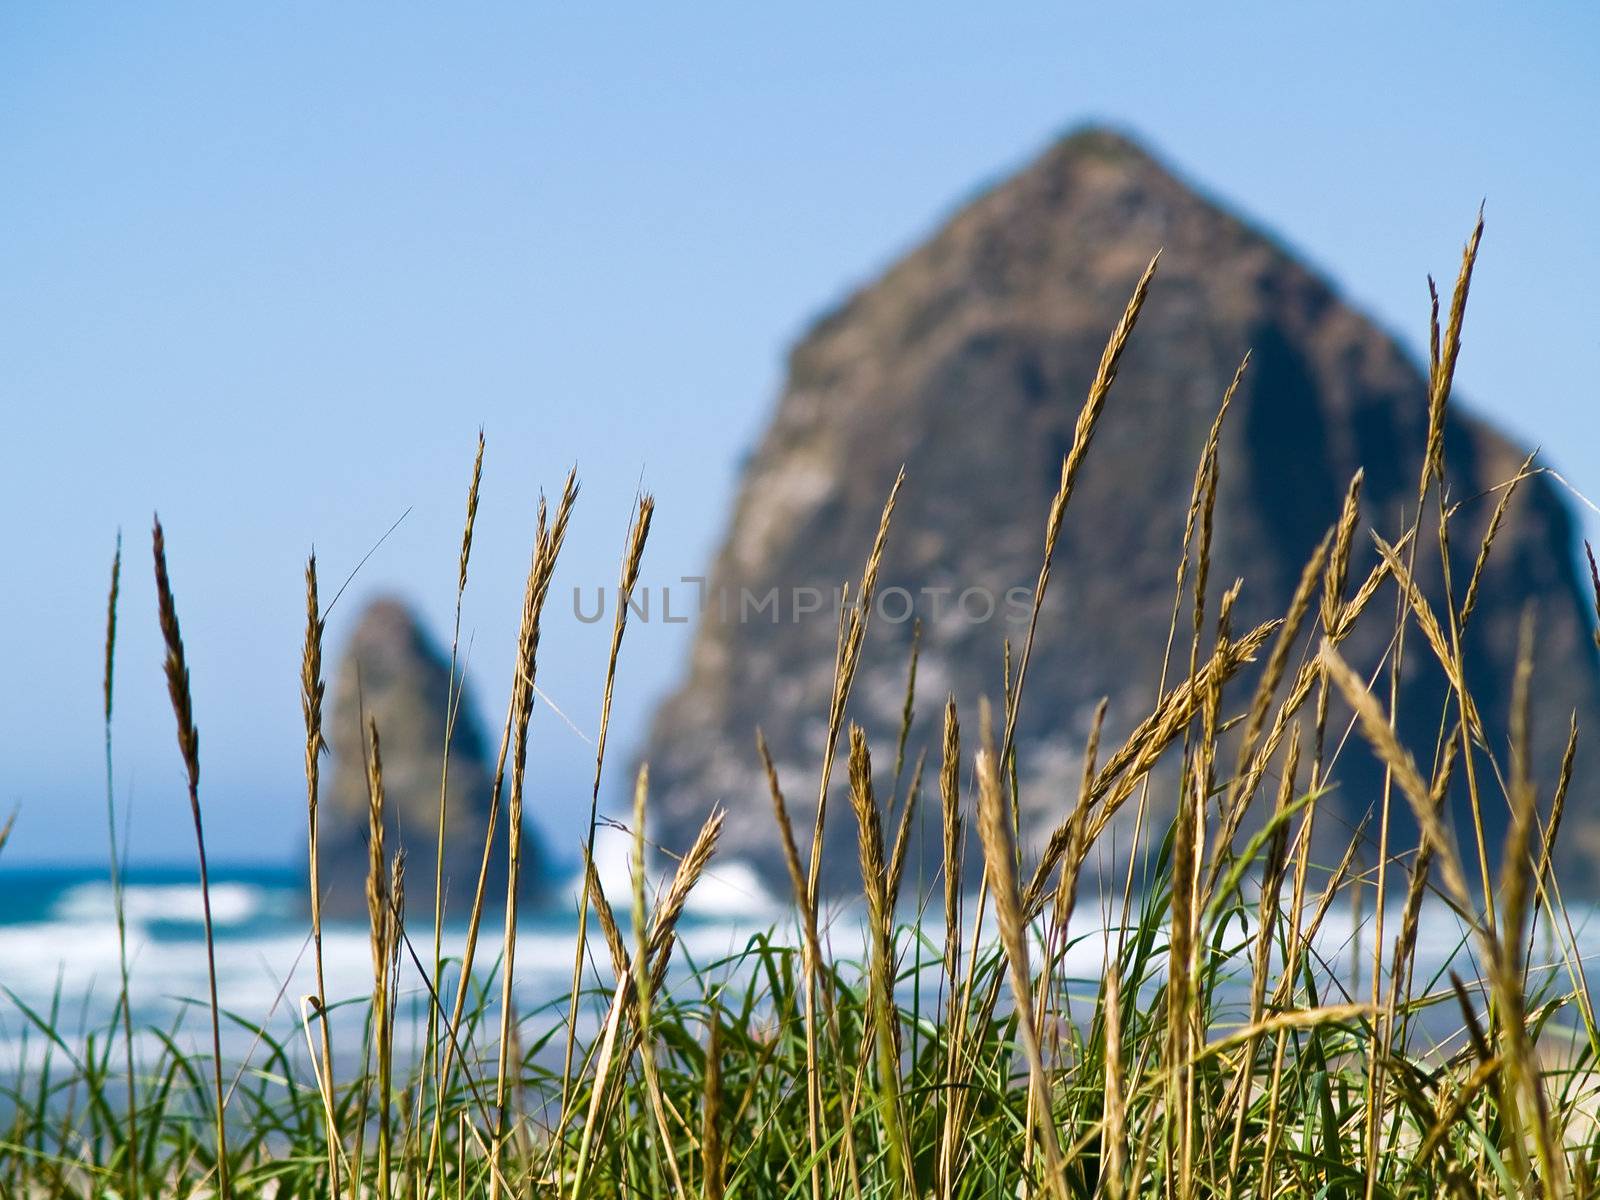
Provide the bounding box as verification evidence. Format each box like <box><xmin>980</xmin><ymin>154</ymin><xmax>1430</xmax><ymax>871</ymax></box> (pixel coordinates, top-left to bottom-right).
<box><xmin>641</xmin><ymin>127</ymin><xmax>1600</xmax><ymax>895</ymax></box>
<box><xmin>319</xmin><ymin>598</ymin><xmax>512</xmax><ymax>921</ymax></box>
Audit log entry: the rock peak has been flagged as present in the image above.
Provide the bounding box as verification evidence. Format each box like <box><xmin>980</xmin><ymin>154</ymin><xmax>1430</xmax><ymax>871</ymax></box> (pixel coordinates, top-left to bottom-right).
<box><xmin>641</xmin><ymin>129</ymin><xmax>1600</xmax><ymax>895</ymax></box>
<box><xmin>315</xmin><ymin>596</ymin><xmax>522</xmax><ymax>920</ymax></box>
<box><xmin>1040</xmin><ymin>122</ymin><xmax>1167</xmax><ymax>166</ymax></box>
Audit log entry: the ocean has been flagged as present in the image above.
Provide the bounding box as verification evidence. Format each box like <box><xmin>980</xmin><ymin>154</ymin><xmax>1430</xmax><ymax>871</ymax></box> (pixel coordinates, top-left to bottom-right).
<box><xmin>0</xmin><ymin>839</ymin><xmax>787</xmax><ymax>1073</ymax></box>
<box><xmin>1</xmin><ymin>849</ymin><xmax>1590</xmax><ymax>1075</ymax></box>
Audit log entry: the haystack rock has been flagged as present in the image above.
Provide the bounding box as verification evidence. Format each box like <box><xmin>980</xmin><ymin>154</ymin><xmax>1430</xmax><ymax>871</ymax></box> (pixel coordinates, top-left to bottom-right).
<box><xmin>319</xmin><ymin>598</ymin><xmax>514</xmax><ymax>921</ymax></box>
<box><xmin>642</xmin><ymin>126</ymin><xmax>1600</xmax><ymax>895</ymax></box>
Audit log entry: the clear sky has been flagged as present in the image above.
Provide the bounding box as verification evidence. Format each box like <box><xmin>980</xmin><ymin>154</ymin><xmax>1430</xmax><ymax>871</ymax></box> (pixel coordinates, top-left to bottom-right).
<box><xmin>2</xmin><ymin>3</ymin><xmax>1597</xmax><ymax>865</ymax></box>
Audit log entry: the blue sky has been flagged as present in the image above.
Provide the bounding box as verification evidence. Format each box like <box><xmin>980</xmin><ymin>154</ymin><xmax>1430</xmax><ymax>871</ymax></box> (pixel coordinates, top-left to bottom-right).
<box><xmin>2</xmin><ymin>3</ymin><xmax>1597</xmax><ymax>865</ymax></box>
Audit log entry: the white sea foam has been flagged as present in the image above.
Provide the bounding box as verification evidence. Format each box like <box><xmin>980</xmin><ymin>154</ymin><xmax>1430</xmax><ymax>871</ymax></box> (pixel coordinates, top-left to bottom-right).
<box><xmin>0</xmin><ymin>861</ymin><xmax>780</xmax><ymax>1069</ymax></box>
<box><xmin>681</xmin><ymin>860</ymin><xmax>782</xmax><ymax>920</ymax></box>
<box><xmin>53</xmin><ymin>879</ymin><xmax>270</xmax><ymax>927</ymax></box>
<box><xmin>572</xmin><ymin>833</ymin><xmax>783</xmax><ymax>922</ymax></box>
<box><xmin>5</xmin><ymin>860</ymin><xmax>1584</xmax><ymax>1074</ymax></box>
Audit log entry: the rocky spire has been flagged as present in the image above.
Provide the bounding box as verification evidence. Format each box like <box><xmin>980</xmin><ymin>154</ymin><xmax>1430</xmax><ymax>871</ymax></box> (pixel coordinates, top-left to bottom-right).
<box><xmin>640</xmin><ymin>126</ymin><xmax>1600</xmax><ymax>894</ymax></box>
<box><xmin>319</xmin><ymin>597</ymin><xmax>513</xmax><ymax>921</ymax></box>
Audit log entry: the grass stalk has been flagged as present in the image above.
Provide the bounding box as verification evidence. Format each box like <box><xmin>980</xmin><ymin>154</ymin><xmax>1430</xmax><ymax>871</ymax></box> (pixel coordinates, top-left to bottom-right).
<box><xmin>425</xmin><ymin>430</ymin><xmax>484</xmax><ymax>1172</ymax></box>
<box><xmin>300</xmin><ymin>553</ymin><xmax>342</xmax><ymax>1199</ymax></box>
<box><xmin>101</xmin><ymin>534</ymin><xmax>139</xmax><ymax>1200</ymax></box>
<box><xmin>151</xmin><ymin>516</ymin><xmax>230</xmax><ymax>1200</ymax></box>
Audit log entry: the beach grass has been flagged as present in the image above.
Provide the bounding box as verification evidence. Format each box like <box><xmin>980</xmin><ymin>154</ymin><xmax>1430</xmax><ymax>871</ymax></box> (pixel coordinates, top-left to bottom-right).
<box><xmin>8</xmin><ymin>217</ymin><xmax>1600</xmax><ymax>1198</ymax></box>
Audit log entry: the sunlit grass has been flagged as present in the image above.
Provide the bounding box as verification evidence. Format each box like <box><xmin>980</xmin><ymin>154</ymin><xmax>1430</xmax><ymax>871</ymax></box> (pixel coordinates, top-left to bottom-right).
<box><xmin>6</xmin><ymin>215</ymin><xmax>1600</xmax><ymax>1199</ymax></box>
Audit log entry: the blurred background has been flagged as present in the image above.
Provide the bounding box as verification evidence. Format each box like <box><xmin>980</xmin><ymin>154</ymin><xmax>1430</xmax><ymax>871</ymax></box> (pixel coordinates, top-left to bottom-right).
<box><xmin>2</xmin><ymin>1</ymin><xmax>1597</xmax><ymax>867</ymax></box>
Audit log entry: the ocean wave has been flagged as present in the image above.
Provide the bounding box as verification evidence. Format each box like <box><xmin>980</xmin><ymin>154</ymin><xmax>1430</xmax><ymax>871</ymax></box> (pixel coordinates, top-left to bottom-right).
<box><xmin>52</xmin><ymin>879</ymin><xmax>276</xmax><ymax>928</ymax></box>
<box><xmin>570</xmin><ymin>831</ymin><xmax>783</xmax><ymax>922</ymax></box>
<box><xmin>0</xmin><ymin>885</ymin><xmax>1589</xmax><ymax>1073</ymax></box>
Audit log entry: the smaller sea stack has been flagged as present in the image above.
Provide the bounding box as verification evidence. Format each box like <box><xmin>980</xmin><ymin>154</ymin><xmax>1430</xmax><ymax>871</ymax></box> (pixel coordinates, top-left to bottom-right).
<box><xmin>317</xmin><ymin>597</ymin><xmax>517</xmax><ymax>921</ymax></box>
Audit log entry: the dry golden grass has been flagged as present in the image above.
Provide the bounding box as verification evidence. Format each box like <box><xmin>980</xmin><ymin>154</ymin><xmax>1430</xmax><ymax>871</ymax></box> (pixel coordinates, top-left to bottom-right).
<box><xmin>151</xmin><ymin>513</ymin><xmax>230</xmax><ymax>1200</ymax></box>
<box><xmin>12</xmin><ymin>215</ymin><xmax>1600</xmax><ymax>1200</ymax></box>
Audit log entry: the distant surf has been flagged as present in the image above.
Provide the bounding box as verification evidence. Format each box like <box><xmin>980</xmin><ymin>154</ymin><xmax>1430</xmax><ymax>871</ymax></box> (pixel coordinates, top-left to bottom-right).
<box><xmin>0</xmin><ymin>849</ymin><xmax>785</xmax><ymax>1071</ymax></box>
<box><xmin>2</xmin><ymin>853</ymin><xmax>1588</xmax><ymax>1073</ymax></box>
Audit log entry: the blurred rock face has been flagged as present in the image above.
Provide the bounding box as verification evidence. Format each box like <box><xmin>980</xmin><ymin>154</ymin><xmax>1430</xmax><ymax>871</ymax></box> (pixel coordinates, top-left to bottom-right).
<box><xmin>641</xmin><ymin>126</ymin><xmax>1600</xmax><ymax>895</ymax></box>
<box><xmin>318</xmin><ymin>598</ymin><xmax>510</xmax><ymax>921</ymax></box>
